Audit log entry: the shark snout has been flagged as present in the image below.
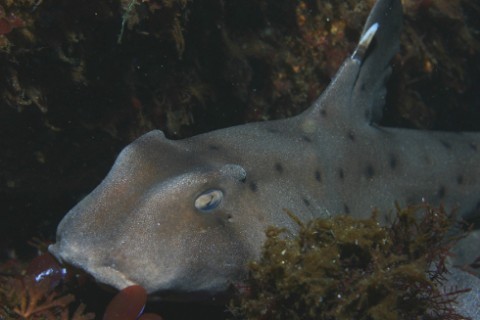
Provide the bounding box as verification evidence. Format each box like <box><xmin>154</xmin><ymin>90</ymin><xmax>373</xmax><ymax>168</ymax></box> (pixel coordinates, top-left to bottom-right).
<box><xmin>49</xmin><ymin>240</ymin><xmax>138</xmax><ymax>290</ymax></box>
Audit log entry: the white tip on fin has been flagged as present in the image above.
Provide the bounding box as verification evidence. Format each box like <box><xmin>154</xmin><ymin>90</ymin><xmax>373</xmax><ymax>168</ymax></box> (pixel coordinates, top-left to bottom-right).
<box><xmin>352</xmin><ymin>22</ymin><xmax>379</xmax><ymax>62</ymax></box>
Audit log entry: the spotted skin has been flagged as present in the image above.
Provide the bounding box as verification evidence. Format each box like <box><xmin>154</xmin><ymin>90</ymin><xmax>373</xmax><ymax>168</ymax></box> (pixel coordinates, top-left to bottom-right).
<box><xmin>49</xmin><ymin>0</ymin><xmax>479</xmax><ymax>301</ymax></box>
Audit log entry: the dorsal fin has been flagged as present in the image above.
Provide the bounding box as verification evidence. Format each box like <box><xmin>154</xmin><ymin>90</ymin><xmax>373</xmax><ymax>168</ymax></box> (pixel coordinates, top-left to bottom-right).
<box><xmin>302</xmin><ymin>0</ymin><xmax>402</xmax><ymax>130</ymax></box>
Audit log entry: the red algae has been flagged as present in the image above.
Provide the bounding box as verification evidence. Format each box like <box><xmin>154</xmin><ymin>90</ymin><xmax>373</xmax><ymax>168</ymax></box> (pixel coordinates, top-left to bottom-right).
<box><xmin>0</xmin><ymin>18</ymin><xmax>12</xmax><ymax>34</ymax></box>
<box><xmin>103</xmin><ymin>285</ymin><xmax>147</xmax><ymax>320</ymax></box>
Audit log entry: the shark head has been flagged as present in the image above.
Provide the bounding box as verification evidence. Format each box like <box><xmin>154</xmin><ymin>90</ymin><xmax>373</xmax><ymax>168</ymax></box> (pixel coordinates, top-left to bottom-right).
<box><xmin>49</xmin><ymin>130</ymin><xmax>263</xmax><ymax>299</ymax></box>
<box><xmin>50</xmin><ymin>0</ymin><xmax>405</xmax><ymax>300</ymax></box>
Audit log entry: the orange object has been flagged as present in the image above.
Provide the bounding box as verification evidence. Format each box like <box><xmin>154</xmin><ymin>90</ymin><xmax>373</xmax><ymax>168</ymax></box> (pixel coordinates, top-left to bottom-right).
<box><xmin>103</xmin><ymin>285</ymin><xmax>147</xmax><ymax>320</ymax></box>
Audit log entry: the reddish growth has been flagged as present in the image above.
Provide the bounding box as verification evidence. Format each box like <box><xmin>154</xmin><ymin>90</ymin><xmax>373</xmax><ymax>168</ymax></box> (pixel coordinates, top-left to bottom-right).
<box><xmin>103</xmin><ymin>285</ymin><xmax>163</xmax><ymax>320</ymax></box>
<box><xmin>0</xmin><ymin>5</ymin><xmax>25</xmax><ymax>35</ymax></box>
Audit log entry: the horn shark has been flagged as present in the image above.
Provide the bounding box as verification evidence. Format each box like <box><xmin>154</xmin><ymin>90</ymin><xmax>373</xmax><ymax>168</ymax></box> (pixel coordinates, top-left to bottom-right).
<box><xmin>49</xmin><ymin>0</ymin><xmax>480</xmax><ymax>301</ymax></box>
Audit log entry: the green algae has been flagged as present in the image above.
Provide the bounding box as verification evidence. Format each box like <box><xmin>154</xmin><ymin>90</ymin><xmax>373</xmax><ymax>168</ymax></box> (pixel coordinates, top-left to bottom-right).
<box><xmin>231</xmin><ymin>205</ymin><xmax>470</xmax><ymax>320</ymax></box>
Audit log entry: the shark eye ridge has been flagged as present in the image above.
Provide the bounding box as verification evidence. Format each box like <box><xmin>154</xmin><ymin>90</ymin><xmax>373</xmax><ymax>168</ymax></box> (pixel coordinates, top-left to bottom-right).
<box><xmin>194</xmin><ymin>189</ymin><xmax>223</xmax><ymax>212</ymax></box>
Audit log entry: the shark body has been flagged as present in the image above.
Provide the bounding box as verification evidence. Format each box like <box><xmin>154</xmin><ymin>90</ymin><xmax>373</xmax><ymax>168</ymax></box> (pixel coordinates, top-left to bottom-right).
<box><xmin>49</xmin><ymin>0</ymin><xmax>480</xmax><ymax>300</ymax></box>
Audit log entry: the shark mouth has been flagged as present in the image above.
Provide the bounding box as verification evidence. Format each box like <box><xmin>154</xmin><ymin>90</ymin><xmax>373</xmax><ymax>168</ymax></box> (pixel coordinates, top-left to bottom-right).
<box><xmin>48</xmin><ymin>242</ymin><xmax>137</xmax><ymax>291</ymax></box>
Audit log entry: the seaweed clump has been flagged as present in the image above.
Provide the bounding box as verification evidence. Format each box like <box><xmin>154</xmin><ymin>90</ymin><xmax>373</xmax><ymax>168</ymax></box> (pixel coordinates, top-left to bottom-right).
<box><xmin>231</xmin><ymin>205</ymin><xmax>470</xmax><ymax>320</ymax></box>
<box><xmin>0</xmin><ymin>251</ymin><xmax>94</xmax><ymax>320</ymax></box>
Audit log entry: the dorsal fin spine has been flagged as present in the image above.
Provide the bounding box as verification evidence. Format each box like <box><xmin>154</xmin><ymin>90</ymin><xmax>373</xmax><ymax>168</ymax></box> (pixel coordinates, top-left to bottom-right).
<box><xmin>352</xmin><ymin>23</ymin><xmax>379</xmax><ymax>62</ymax></box>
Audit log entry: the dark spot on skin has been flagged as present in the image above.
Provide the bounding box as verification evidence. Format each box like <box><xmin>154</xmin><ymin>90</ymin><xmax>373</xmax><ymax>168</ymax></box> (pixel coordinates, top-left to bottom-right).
<box><xmin>347</xmin><ymin>130</ymin><xmax>355</xmax><ymax>141</ymax></box>
<box><xmin>320</xmin><ymin>109</ymin><xmax>327</xmax><ymax>117</ymax></box>
<box><xmin>338</xmin><ymin>168</ymin><xmax>344</xmax><ymax>180</ymax></box>
<box><xmin>302</xmin><ymin>135</ymin><xmax>312</xmax><ymax>143</ymax></box>
<box><xmin>303</xmin><ymin>198</ymin><xmax>310</xmax><ymax>206</ymax></box>
<box><xmin>437</xmin><ymin>186</ymin><xmax>446</xmax><ymax>199</ymax></box>
<box><xmin>249</xmin><ymin>182</ymin><xmax>258</xmax><ymax>192</ymax></box>
<box><xmin>470</xmin><ymin>142</ymin><xmax>478</xmax><ymax>152</ymax></box>
<box><xmin>361</xmin><ymin>84</ymin><xmax>366</xmax><ymax>91</ymax></box>
<box><xmin>344</xmin><ymin>204</ymin><xmax>350</xmax><ymax>214</ymax></box>
<box><xmin>208</xmin><ymin>145</ymin><xmax>220</xmax><ymax>151</ymax></box>
<box><xmin>365</xmin><ymin>164</ymin><xmax>375</xmax><ymax>179</ymax></box>
<box><xmin>389</xmin><ymin>154</ymin><xmax>397</xmax><ymax>170</ymax></box>
<box><xmin>215</xmin><ymin>216</ymin><xmax>227</xmax><ymax>227</ymax></box>
<box><xmin>226</xmin><ymin>214</ymin><xmax>233</xmax><ymax>222</ymax></box>
<box><xmin>274</xmin><ymin>162</ymin><xmax>283</xmax><ymax>174</ymax></box>
<box><xmin>315</xmin><ymin>170</ymin><xmax>322</xmax><ymax>182</ymax></box>
<box><xmin>440</xmin><ymin>140</ymin><xmax>451</xmax><ymax>149</ymax></box>
<box><xmin>424</xmin><ymin>155</ymin><xmax>432</xmax><ymax>165</ymax></box>
<box><xmin>267</xmin><ymin>128</ymin><xmax>279</xmax><ymax>133</ymax></box>
<box><xmin>457</xmin><ymin>174</ymin><xmax>464</xmax><ymax>185</ymax></box>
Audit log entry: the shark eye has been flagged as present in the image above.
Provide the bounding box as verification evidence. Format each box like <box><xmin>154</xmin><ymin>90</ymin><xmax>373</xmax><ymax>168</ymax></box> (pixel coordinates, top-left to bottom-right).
<box><xmin>194</xmin><ymin>189</ymin><xmax>223</xmax><ymax>212</ymax></box>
